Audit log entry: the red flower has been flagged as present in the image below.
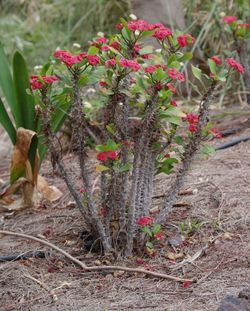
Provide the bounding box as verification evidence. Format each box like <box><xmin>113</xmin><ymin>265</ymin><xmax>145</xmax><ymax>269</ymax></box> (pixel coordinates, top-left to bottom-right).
<box><xmin>30</xmin><ymin>75</ymin><xmax>60</xmax><ymax>90</ymax></box>
<box><xmin>42</xmin><ymin>75</ymin><xmax>60</xmax><ymax>84</ymax></box>
<box><xmin>170</xmin><ymin>100</ymin><xmax>177</xmax><ymax>107</ymax></box>
<box><xmin>128</xmin><ymin>19</ymin><xmax>154</xmax><ymax>32</ymax></box>
<box><xmin>136</xmin><ymin>258</ymin><xmax>145</xmax><ymax>265</ymax></box>
<box><xmin>153</xmin><ymin>27</ymin><xmax>172</xmax><ymax>40</ymax></box>
<box><xmin>79</xmin><ymin>188</ymin><xmax>86</xmax><ymax>193</ymax></box>
<box><xmin>30</xmin><ymin>79</ymin><xmax>43</xmax><ymax>90</ymax></box>
<box><xmin>98</xmin><ymin>207</ymin><xmax>105</xmax><ymax>217</ymax></box>
<box><xmin>177</xmin><ymin>34</ymin><xmax>195</xmax><ymax>48</ymax></box>
<box><xmin>133</xmin><ymin>43</ymin><xmax>141</xmax><ymax>53</ymax></box>
<box><xmin>99</xmin><ymin>80</ymin><xmax>108</xmax><ymax>87</ymax></box>
<box><xmin>209</xmin><ymin>127</ymin><xmax>222</xmax><ymax>138</ymax></box>
<box><xmin>141</xmin><ymin>54</ymin><xmax>151</xmax><ymax>59</ymax></box>
<box><xmin>183</xmin><ymin>280</ymin><xmax>191</xmax><ymax>288</ymax></box>
<box><xmin>102</xmin><ymin>45</ymin><xmax>109</xmax><ymax>52</ymax></box>
<box><xmin>155</xmin><ymin>83</ymin><xmax>163</xmax><ymax>91</ymax></box>
<box><xmin>87</xmin><ymin>55</ymin><xmax>100</xmax><ymax>66</ymax></box>
<box><xmin>226</xmin><ymin>58</ymin><xmax>244</xmax><ymax>74</ymax></box>
<box><xmin>167</xmin><ymin>83</ymin><xmax>176</xmax><ymax>93</ymax></box>
<box><xmin>109</xmin><ymin>41</ymin><xmax>120</xmax><ymax>50</ymax></box>
<box><xmin>105</xmin><ymin>58</ymin><xmax>117</xmax><ymax>67</ymax></box>
<box><xmin>211</xmin><ymin>56</ymin><xmax>222</xmax><ymax>65</ymax></box>
<box><xmin>115</xmin><ymin>23</ymin><xmax>123</xmax><ymax>29</ymax></box>
<box><xmin>107</xmin><ymin>150</ymin><xmax>118</xmax><ymax>160</ymax></box>
<box><xmin>54</xmin><ymin>50</ymin><xmax>86</xmax><ymax>67</ymax></box>
<box><xmin>188</xmin><ymin>124</ymin><xmax>197</xmax><ymax>133</ymax></box>
<box><xmin>144</xmin><ymin>65</ymin><xmax>156</xmax><ymax>73</ymax></box>
<box><xmin>120</xmin><ymin>59</ymin><xmax>141</xmax><ymax>71</ymax></box>
<box><xmin>182</xmin><ymin>113</ymin><xmax>199</xmax><ymax>124</ymax></box>
<box><xmin>96</xmin><ymin>37</ymin><xmax>107</xmax><ymax>43</ymax></box>
<box><xmin>96</xmin><ymin>152</ymin><xmax>108</xmax><ymax>162</ymax></box>
<box><xmin>47</xmin><ymin>267</ymin><xmax>56</xmax><ymax>273</ymax></box>
<box><xmin>144</xmin><ymin>66</ymin><xmax>155</xmax><ymax>73</ymax></box>
<box><xmin>137</xmin><ymin>216</ymin><xmax>153</xmax><ymax>227</ymax></box>
<box><xmin>222</xmin><ymin>16</ymin><xmax>237</xmax><ymax>24</ymax></box>
<box><xmin>237</xmin><ymin>23</ymin><xmax>250</xmax><ymax>29</ymax></box>
<box><xmin>154</xmin><ymin>232</ymin><xmax>164</xmax><ymax>241</ymax></box>
<box><xmin>168</xmin><ymin>68</ymin><xmax>185</xmax><ymax>82</ymax></box>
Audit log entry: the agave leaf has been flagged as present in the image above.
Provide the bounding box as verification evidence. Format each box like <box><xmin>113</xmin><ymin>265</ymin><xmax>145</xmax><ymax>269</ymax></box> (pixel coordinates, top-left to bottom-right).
<box><xmin>0</xmin><ymin>97</ymin><xmax>16</xmax><ymax>144</ymax></box>
<box><xmin>0</xmin><ymin>42</ymin><xmax>20</xmax><ymax>127</ymax></box>
<box><xmin>13</xmin><ymin>51</ymin><xmax>35</xmax><ymax>130</ymax></box>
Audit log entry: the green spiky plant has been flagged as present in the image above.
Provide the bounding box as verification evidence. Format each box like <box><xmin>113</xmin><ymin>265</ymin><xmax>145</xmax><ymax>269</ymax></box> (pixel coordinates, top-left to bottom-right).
<box><xmin>0</xmin><ymin>42</ymin><xmax>69</xmax><ymax>186</ymax></box>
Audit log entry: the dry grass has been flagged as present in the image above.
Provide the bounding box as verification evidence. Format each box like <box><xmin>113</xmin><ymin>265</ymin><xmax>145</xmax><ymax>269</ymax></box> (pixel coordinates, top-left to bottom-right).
<box><xmin>0</xmin><ymin>129</ymin><xmax>250</xmax><ymax>311</ymax></box>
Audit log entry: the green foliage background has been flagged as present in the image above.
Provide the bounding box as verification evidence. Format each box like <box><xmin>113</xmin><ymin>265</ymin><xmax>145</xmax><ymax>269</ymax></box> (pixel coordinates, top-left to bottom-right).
<box><xmin>0</xmin><ymin>0</ymin><xmax>130</xmax><ymax>68</ymax></box>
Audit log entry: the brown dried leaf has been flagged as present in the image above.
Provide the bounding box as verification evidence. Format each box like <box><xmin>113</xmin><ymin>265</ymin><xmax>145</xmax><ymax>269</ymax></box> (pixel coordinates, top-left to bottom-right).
<box><xmin>37</xmin><ymin>175</ymin><xmax>63</xmax><ymax>202</ymax></box>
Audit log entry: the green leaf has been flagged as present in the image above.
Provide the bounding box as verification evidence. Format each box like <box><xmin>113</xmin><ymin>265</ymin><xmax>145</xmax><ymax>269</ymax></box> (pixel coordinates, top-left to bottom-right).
<box><xmin>178</xmin><ymin>52</ymin><xmax>193</xmax><ymax>62</ymax></box>
<box><xmin>28</xmin><ymin>134</ymin><xmax>38</xmax><ymax>172</ymax></box>
<box><xmin>87</xmin><ymin>46</ymin><xmax>99</xmax><ymax>55</ymax></box>
<box><xmin>13</xmin><ymin>51</ymin><xmax>35</xmax><ymax>130</ymax></box>
<box><xmin>40</xmin><ymin>63</ymin><xmax>51</xmax><ymax>75</ymax></box>
<box><xmin>0</xmin><ymin>41</ymin><xmax>20</xmax><ymax>127</ymax></box>
<box><xmin>159</xmin><ymin>90</ymin><xmax>172</xmax><ymax>100</ymax></box>
<box><xmin>0</xmin><ymin>97</ymin><xmax>16</xmax><ymax>144</ymax></box>
<box><xmin>167</xmin><ymin>54</ymin><xmax>177</xmax><ymax>66</ymax></box>
<box><xmin>208</xmin><ymin>59</ymin><xmax>217</xmax><ymax>75</ymax></box>
<box><xmin>143</xmin><ymin>226</ymin><xmax>153</xmax><ymax>237</ymax></box>
<box><xmin>119</xmin><ymin>17</ymin><xmax>127</xmax><ymax>27</ymax></box>
<box><xmin>78</xmin><ymin>74</ymin><xmax>89</xmax><ymax>86</ymax></box>
<box><xmin>96</xmin><ymin>164</ymin><xmax>110</xmax><ymax>172</ymax></box>
<box><xmin>191</xmin><ymin>65</ymin><xmax>202</xmax><ymax>81</ymax></box>
<box><xmin>113</xmin><ymin>162</ymin><xmax>131</xmax><ymax>173</ymax></box>
<box><xmin>153</xmin><ymin>67</ymin><xmax>166</xmax><ymax>81</ymax></box>
<box><xmin>10</xmin><ymin>162</ymin><xmax>25</xmax><ymax>185</ymax></box>
<box><xmin>121</xmin><ymin>27</ymin><xmax>131</xmax><ymax>41</ymax></box>
<box><xmin>158</xmin><ymin>157</ymin><xmax>178</xmax><ymax>174</ymax></box>
<box><xmin>140</xmin><ymin>30</ymin><xmax>155</xmax><ymax>38</ymax></box>
<box><xmin>175</xmin><ymin>136</ymin><xmax>183</xmax><ymax>145</ymax></box>
<box><xmin>153</xmin><ymin>224</ymin><xmax>161</xmax><ymax>234</ymax></box>
<box><xmin>108</xmin><ymin>46</ymin><xmax>123</xmax><ymax>57</ymax></box>
<box><xmin>200</xmin><ymin>143</ymin><xmax>215</xmax><ymax>156</ymax></box>
<box><xmin>106</xmin><ymin>139</ymin><xmax>119</xmax><ymax>151</ymax></box>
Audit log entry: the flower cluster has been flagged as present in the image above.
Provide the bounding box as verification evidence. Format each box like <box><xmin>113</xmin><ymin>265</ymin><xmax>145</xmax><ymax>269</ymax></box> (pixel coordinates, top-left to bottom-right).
<box><xmin>222</xmin><ymin>16</ymin><xmax>237</xmax><ymax>24</ymax></box>
<box><xmin>182</xmin><ymin>113</ymin><xmax>199</xmax><ymax>133</ymax></box>
<box><xmin>127</xmin><ymin>19</ymin><xmax>155</xmax><ymax>32</ymax></box>
<box><xmin>177</xmin><ymin>34</ymin><xmax>195</xmax><ymax>48</ymax></box>
<box><xmin>105</xmin><ymin>58</ymin><xmax>117</xmax><ymax>67</ymax></box>
<box><xmin>54</xmin><ymin>50</ymin><xmax>87</xmax><ymax>67</ymax></box>
<box><xmin>209</xmin><ymin>127</ymin><xmax>222</xmax><ymax>139</ymax></box>
<box><xmin>226</xmin><ymin>58</ymin><xmax>244</xmax><ymax>74</ymax></box>
<box><xmin>97</xmin><ymin>150</ymin><xmax>119</xmax><ymax>162</ymax></box>
<box><xmin>30</xmin><ymin>75</ymin><xmax>60</xmax><ymax>90</ymax></box>
<box><xmin>54</xmin><ymin>50</ymin><xmax>100</xmax><ymax>67</ymax></box>
<box><xmin>144</xmin><ymin>64</ymin><xmax>167</xmax><ymax>74</ymax></box>
<box><xmin>137</xmin><ymin>216</ymin><xmax>153</xmax><ymax>227</ymax></box>
<box><xmin>168</xmin><ymin>68</ymin><xmax>185</xmax><ymax>82</ymax></box>
<box><xmin>153</xmin><ymin>23</ymin><xmax>173</xmax><ymax>40</ymax></box>
<box><xmin>120</xmin><ymin>58</ymin><xmax>141</xmax><ymax>71</ymax></box>
<box><xmin>211</xmin><ymin>56</ymin><xmax>222</xmax><ymax>65</ymax></box>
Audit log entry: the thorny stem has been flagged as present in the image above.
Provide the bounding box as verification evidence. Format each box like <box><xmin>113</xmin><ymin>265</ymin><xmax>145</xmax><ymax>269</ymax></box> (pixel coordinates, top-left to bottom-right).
<box><xmin>156</xmin><ymin>80</ymin><xmax>217</xmax><ymax>223</ymax></box>
<box><xmin>71</xmin><ymin>70</ymin><xmax>112</xmax><ymax>252</ymax></box>
<box><xmin>125</xmin><ymin>91</ymin><xmax>158</xmax><ymax>256</ymax></box>
<box><xmin>40</xmin><ymin>90</ymin><xmax>87</xmax><ymax>220</ymax></box>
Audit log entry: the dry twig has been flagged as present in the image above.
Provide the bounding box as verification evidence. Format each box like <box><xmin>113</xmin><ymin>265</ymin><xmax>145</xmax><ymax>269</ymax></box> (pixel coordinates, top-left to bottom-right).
<box><xmin>0</xmin><ymin>230</ymin><xmax>195</xmax><ymax>283</ymax></box>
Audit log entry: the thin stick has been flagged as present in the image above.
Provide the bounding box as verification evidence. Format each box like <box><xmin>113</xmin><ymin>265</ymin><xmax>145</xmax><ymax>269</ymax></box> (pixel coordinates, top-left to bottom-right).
<box><xmin>0</xmin><ymin>230</ymin><xmax>195</xmax><ymax>283</ymax></box>
<box><xmin>23</xmin><ymin>273</ymin><xmax>58</xmax><ymax>302</ymax></box>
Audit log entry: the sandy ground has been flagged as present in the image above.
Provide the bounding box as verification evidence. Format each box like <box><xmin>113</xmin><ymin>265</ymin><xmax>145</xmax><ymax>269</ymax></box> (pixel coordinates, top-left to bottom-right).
<box><xmin>0</xmin><ymin>129</ymin><xmax>249</xmax><ymax>311</ymax></box>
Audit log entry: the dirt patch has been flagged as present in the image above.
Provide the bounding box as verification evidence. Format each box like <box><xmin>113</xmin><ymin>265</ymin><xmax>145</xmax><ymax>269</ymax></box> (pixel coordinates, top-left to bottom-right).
<box><xmin>0</xmin><ymin>132</ymin><xmax>250</xmax><ymax>311</ymax></box>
